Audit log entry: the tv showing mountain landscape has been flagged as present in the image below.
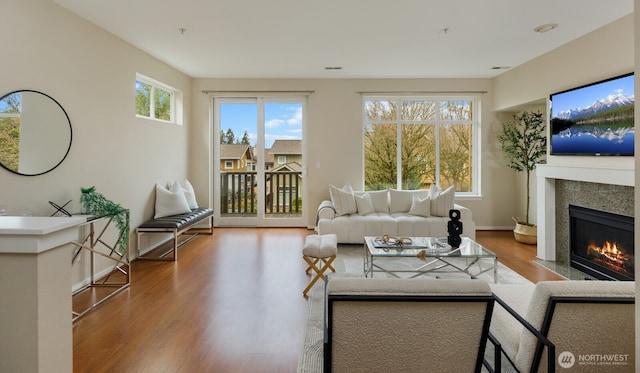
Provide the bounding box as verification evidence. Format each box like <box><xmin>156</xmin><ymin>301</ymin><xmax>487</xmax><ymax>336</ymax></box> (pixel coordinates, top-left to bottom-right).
<box><xmin>550</xmin><ymin>72</ymin><xmax>634</xmax><ymax>156</ymax></box>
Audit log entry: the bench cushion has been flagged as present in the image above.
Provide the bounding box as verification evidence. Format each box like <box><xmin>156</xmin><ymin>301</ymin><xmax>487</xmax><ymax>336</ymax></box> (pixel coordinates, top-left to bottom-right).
<box><xmin>139</xmin><ymin>208</ymin><xmax>213</xmax><ymax>230</ymax></box>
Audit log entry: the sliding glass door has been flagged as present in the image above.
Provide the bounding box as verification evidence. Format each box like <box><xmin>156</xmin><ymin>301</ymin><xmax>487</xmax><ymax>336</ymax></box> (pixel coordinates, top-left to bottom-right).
<box><xmin>213</xmin><ymin>97</ymin><xmax>305</xmax><ymax>227</ymax></box>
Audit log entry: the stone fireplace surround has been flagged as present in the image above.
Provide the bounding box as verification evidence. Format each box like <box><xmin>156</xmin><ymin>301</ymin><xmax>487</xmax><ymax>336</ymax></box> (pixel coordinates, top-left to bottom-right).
<box><xmin>536</xmin><ymin>164</ymin><xmax>634</xmax><ymax>278</ymax></box>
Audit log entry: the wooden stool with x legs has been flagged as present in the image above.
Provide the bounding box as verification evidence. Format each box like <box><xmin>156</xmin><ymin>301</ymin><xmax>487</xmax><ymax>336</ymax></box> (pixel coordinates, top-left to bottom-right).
<box><xmin>302</xmin><ymin>234</ymin><xmax>338</xmax><ymax>297</ymax></box>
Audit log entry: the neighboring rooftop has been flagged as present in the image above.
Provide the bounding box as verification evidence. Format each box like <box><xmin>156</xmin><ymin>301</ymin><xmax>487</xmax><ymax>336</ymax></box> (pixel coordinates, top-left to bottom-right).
<box><xmin>269</xmin><ymin>140</ymin><xmax>301</xmax><ymax>155</ymax></box>
<box><xmin>220</xmin><ymin>144</ymin><xmax>254</xmax><ymax>160</ymax></box>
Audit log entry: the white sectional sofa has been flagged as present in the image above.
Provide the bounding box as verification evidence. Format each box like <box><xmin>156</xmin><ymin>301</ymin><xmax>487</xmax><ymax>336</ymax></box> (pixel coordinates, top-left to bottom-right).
<box><xmin>316</xmin><ymin>184</ymin><xmax>476</xmax><ymax>244</ymax></box>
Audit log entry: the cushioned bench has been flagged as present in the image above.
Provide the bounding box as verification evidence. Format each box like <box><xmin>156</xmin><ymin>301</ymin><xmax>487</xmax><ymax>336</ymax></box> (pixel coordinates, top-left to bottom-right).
<box><xmin>136</xmin><ymin>207</ymin><xmax>213</xmax><ymax>261</ymax></box>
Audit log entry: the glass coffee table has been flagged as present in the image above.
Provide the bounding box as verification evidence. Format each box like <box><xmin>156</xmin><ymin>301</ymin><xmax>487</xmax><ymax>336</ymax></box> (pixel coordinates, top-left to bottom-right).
<box><xmin>363</xmin><ymin>236</ymin><xmax>498</xmax><ymax>283</ymax></box>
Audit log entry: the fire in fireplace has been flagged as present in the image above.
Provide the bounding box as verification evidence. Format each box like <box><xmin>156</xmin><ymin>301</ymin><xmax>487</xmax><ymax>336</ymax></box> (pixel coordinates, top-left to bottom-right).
<box><xmin>569</xmin><ymin>205</ymin><xmax>634</xmax><ymax>281</ymax></box>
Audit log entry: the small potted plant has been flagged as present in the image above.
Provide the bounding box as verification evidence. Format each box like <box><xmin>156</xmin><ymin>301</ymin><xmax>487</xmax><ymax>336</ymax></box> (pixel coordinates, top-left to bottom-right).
<box><xmin>497</xmin><ymin>110</ymin><xmax>547</xmax><ymax>244</ymax></box>
<box><xmin>80</xmin><ymin>186</ymin><xmax>130</xmax><ymax>255</ymax></box>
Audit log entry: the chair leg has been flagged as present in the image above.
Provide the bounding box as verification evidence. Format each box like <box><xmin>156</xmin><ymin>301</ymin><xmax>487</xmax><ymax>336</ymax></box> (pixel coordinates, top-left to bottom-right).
<box><xmin>303</xmin><ymin>255</ymin><xmax>336</xmax><ymax>297</ymax></box>
<box><xmin>319</xmin><ymin>257</ymin><xmax>336</xmax><ymax>273</ymax></box>
<box><xmin>305</xmin><ymin>258</ymin><xmax>319</xmax><ymax>274</ymax></box>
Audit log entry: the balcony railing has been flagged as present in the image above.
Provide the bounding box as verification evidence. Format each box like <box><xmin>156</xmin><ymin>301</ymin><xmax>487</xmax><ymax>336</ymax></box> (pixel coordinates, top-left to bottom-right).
<box><xmin>220</xmin><ymin>171</ymin><xmax>302</xmax><ymax>216</ymax></box>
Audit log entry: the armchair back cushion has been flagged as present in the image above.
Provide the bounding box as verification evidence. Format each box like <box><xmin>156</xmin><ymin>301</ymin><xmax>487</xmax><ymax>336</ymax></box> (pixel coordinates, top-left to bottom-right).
<box><xmin>492</xmin><ymin>281</ymin><xmax>635</xmax><ymax>373</ymax></box>
<box><xmin>325</xmin><ymin>278</ymin><xmax>494</xmax><ymax>373</ymax></box>
<box><xmin>520</xmin><ymin>281</ymin><xmax>634</xmax><ymax>372</ymax></box>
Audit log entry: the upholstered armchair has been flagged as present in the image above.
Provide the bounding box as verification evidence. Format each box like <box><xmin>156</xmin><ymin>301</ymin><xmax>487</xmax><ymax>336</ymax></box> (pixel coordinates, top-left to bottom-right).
<box><xmin>488</xmin><ymin>281</ymin><xmax>635</xmax><ymax>373</ymax></box>
<box><xmin>324</xmin><ymin>277</ymin><xmax>495</xmax><ymax>373</ymax></box>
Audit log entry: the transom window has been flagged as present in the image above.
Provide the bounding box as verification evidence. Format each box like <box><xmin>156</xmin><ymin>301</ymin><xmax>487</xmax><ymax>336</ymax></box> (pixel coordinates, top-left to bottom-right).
<box><xmin>135</xmin><ymin>74</ymin><xmax>177</xmax><ymax>123</ymax></box>
<box><xmin>363</xmin><ymin>96</ymin><xmax>479</xmax><ymax>195</ymax></box>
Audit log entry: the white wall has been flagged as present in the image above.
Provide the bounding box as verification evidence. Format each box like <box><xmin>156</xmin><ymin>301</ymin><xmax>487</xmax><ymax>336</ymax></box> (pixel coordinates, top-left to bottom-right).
<box><xmin>492</xmin><ymin>14</ymin><xmax>635</xmax><ymax>227</ymax></box>
<box><xmin>2</xmin><ymin>0</ymin><xmax>192</xmax><ymax>283</ymax></box>
<box><xmin>191</xmin><ymin>78</ymin><xmax>519</xmax><ymax>230</ymax></box>
<box><xmin>3</xmin><ymin>0</ymin><xmax>633</xmax><ymax>250</ymax></box>
<box><xmin>191</xmin><ymin>16</ymin><xmax>635</xmax><ymax>232</ymax></box>
<box><xmin>499</xmin><ymin>12</ymin><xmax>636</xmax><ymax>369</ymax></box>
<box><xmin>494</xmin><ymin>14</ymin><xmax>634</xmax><ymax>172</ymax></box>
<box><xmin>495</xmin><ymin>103</ymin><xmax>546</xmax><ymax>226</ymax></box>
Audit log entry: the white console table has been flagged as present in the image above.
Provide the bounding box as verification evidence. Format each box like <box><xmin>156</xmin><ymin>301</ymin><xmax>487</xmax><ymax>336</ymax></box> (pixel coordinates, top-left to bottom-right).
<box><xmin>0</xmin><ymin>216</ymin><xmax>86</xmax><ymax>373</ymax></box>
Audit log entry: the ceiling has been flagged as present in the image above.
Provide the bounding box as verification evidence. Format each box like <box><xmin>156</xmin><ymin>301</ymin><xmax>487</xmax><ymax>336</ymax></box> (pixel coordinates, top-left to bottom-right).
<box><xmin>53</xmin><ymin>0</ymin><xmax>633</xmax><ymax>79</ymax></box>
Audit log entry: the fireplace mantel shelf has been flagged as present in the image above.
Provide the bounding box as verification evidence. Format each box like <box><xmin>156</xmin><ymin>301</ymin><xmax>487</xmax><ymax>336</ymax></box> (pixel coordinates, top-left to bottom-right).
<box><xmin>537</xmin><ymin>164</ymin><xmax>634</xmax><ymax>186</ymax></box>
<box><xmin>536</xmin><ymin>164</ymin><xmax>634</xmax><ymax>261</ymax></box>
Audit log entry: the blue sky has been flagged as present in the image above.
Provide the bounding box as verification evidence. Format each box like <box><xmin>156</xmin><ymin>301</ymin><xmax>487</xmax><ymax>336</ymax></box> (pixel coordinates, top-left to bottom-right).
<box><xmin>551</xmin><ymin>74</ymin><xmax>634</xmax><ymax>116</ymax></box>
<box><xmin>220</xmin><ymin>102</ymin><xmax>302</xmax><ymax>148</ymax></box>
<box><xmin>0</xmin><ymin>92</ymin><xmax>20</xmax><ymax>112</ymax></box>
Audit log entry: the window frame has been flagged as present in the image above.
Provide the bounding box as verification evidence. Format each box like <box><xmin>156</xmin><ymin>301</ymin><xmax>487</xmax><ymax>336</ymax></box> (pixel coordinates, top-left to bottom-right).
<box><xmin>135</xmin><ymin>73</ymin><xmax>180</xmax><ymax>124</ymax></box>
<box><xmin>362</xmin><ymin>94</ymin><xmax>481</xmax><ymax>197</ymax></box>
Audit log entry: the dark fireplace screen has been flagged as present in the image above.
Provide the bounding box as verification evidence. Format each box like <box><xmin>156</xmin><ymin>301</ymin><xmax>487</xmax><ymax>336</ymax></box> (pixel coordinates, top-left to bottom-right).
<box><xmin>569</xmin><ymin>205</ymin><xmax>634</xmax><ymax>281</ymax></box>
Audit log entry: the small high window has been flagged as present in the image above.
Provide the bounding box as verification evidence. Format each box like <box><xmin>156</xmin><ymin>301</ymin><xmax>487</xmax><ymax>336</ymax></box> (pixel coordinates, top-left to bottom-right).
<box><xmin>135</xmin><ymin>74</ymin><xmax>178</xmax><ymax>123</ymax></box>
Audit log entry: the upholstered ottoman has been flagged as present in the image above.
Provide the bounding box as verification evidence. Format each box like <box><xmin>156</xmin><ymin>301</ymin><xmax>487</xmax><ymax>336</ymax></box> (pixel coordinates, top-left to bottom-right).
<box><xmin>302</xmin><ymin>234</ymin><xmax>338</xmax><ymax>297</ymax></box>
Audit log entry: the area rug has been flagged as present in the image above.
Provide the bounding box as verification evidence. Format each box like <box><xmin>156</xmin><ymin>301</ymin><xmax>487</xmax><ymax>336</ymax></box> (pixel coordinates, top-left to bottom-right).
<box><xmin>297</xmin><ymin>244</ymin><xmax>528</xmax><ymax>373</ymax></box>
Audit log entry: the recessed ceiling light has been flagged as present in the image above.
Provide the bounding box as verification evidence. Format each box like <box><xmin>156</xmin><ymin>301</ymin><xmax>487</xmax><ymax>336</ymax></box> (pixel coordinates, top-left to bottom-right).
<box><xmin>534</xmin><ymin>23</ymin><xmax>558</xmax><ymax>33</ymax></box>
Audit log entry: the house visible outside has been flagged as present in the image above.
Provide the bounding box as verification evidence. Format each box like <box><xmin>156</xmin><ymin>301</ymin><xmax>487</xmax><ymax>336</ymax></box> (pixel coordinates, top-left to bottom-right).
<box><xmin>219</xmin><ymin>144</ymin><xmax>255</xmax><ymax>214</ymax></box>
<box><xmin>219</xmin><ymin>140</ymin><xmax>302</xmax><ymax>214</ymax></box>
<box><xmin>220</xmin><ymin>144</ymin><xmax>254</xmax><ymax>172</ymax></box>
<box><xmin>269</xmin><ymin>139</ymin><xmax>302</xmax><ymax>169</ymax></box>
<box><xmin>267</xmin><ymin>140</ymin><xmax>302</xmax><ymax>213</ymax></box>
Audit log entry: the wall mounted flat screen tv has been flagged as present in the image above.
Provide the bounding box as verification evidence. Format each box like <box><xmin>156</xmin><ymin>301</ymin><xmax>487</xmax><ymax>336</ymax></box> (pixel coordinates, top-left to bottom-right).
<box><xmin>550</xmin><ymin>72</ymin><xmax>634</xmax><ymax>156</ymax></box>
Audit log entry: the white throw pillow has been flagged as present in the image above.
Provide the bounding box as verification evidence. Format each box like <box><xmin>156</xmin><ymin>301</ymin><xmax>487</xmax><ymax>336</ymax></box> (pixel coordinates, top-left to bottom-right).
<box><xmin>154</xmin><ymin>182</ymin><xmax>192</xmax><ymax>219</ymax></box>
<box><xmin>181</xmin><ymin>179</ymin><xmax>199</xmax><ymax>209</ymax></box>
<box><xmin>329</xmin><ymin>184</ymin><xmax>357</xmax><ymax>216</ymax></box>
<box><xmin>408</xmin><ymin>194</ymin><xmax>431</xmax><ymax>217</ymax></box>
<box><xmin>430</xmin><ymin>184</ymin><xmax>455</xmax><ymax>217</ymax></box>
<box><xmin>389</xmin><ymin>189</ymin><xmax>411</xmax><ymax>213</ymax></box>
<box><xmin>368</xmin><ymin>190</ymin><xmax>390</xmax><ymax>213</ymax></box>
<box><xmin>355</xmin><ymin>193</ymin><xmax>375</xmax><ymax>215</ymax></box>
<box><xmin>389</xmin><ymin>189</ymin><xmax>429</xmax><ymax>213</ymax></box>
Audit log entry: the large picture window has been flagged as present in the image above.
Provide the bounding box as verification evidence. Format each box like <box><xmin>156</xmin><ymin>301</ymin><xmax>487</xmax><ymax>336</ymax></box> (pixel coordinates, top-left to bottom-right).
<box><xmin>363</xmin><ymin>96</ymin><xmax>479</xmax><ymax>195</ymax></box>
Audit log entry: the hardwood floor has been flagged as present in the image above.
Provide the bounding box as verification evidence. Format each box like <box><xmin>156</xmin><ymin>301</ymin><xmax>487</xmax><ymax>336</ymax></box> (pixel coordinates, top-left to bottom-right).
<box><xmin>72</xmin><ymin>228</ymin><xmax>563</xmax><ymax>372</ymax></box>
<box><xmin>476</xmin><ymin>230</ymin><xmax>565</xmax><ymax>282</ymax></box>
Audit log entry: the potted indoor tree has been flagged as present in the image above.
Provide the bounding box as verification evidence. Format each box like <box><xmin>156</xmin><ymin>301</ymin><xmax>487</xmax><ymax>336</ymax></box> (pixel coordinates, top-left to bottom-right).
<box><xmin>497</xmin><ymin>110</ymin><xmax>547</xmax><ymax>244</ymax></box>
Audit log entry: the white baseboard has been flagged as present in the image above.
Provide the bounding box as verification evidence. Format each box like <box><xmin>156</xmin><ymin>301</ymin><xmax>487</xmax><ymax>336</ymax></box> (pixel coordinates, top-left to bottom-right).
<box><xmin>72</xmin><ymin>265</ymin><xmax>127</xmax><ymax>293</ymax></box>
<box><xmin>137</xmin><ymin>235</ymin><xmax>173</xmax><ymax>258</ymax></box>
<box><xmin>475</xmin><ymin>226</ymin><xmax>515</xmax><ymax>231</ymax></box>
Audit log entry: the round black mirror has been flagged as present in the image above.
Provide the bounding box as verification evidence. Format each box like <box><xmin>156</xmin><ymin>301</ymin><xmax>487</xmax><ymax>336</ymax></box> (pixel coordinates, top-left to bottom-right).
<box><xmin>0</xmin><ymin>90</ymin><xmax>72</xmax><ymax>176</ymax></box>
